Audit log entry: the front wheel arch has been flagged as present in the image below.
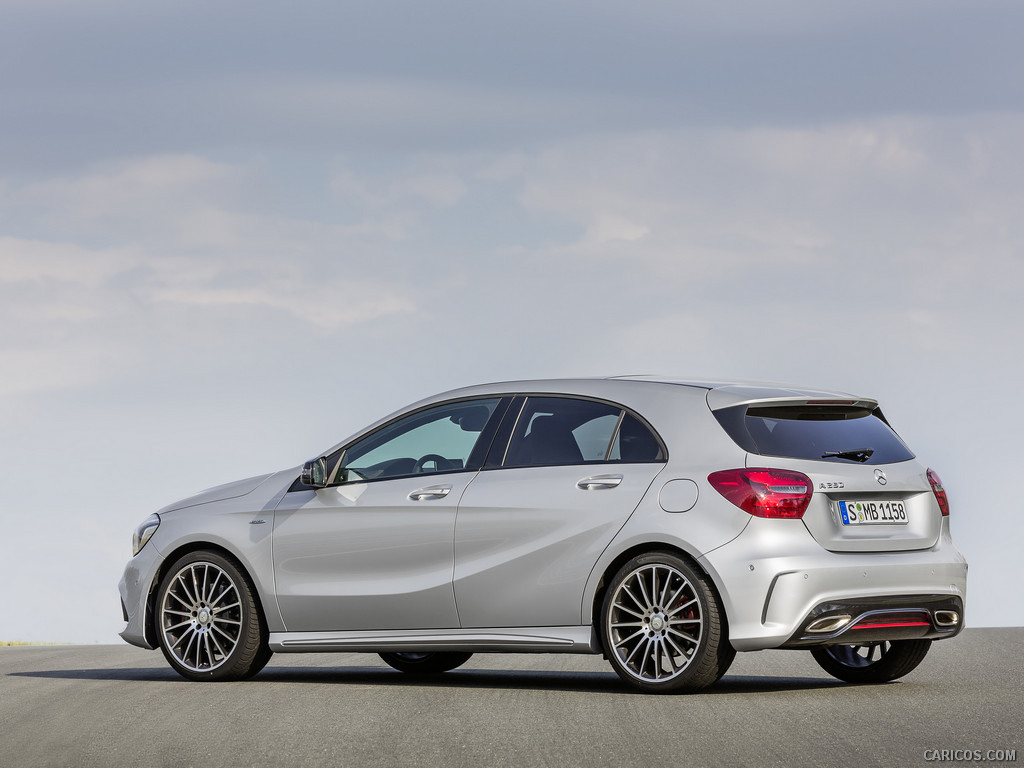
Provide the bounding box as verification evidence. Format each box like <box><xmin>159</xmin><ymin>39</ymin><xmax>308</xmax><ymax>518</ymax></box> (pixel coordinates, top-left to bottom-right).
<box><xmin>145</xmin><ymin>542</ymin><xmax>270</xmax><ymax>651</ymax></box>
<box><xmin>154</xmin><ymin>548</ymin><xmax>272</xmax><ymax>680</ymax></box>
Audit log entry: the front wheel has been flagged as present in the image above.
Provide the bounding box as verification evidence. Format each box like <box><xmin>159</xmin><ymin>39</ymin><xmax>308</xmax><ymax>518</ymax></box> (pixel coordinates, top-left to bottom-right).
<box><xmin>156</xmin><ymin>550</ymin><xmax>271</xmax><ymax>681</ymax></box>
<box><xmin>601</xmin><ymin>552</ymin><xmax>734</xmax><ymax>693</ymax></box>
<box><xmin>378</xmin><ymin>652</ymin><xmax>473</xmax><ymax>674</ymax></box>
<box><xmin>810</xmin><ymin>639</ymin><xmax>931</xmax><ymax>684</ymax></box>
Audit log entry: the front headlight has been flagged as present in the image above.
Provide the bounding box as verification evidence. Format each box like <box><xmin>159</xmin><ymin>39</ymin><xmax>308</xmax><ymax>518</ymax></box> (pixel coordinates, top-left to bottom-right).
<box><xmin>132</xmin><ymin>514</ymin><xmax>161</xmax><ymax>556</ymax></box>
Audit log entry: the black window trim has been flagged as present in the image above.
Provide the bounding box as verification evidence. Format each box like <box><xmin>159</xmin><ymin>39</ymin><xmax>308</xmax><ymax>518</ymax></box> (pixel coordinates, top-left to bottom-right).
<box><xmin>483</xmin><ymin>395</ymin><xmax>526</xmax><ymax>469</ymax></box>
<box><xmin>603</xmin><ymin>410</ymin><xmax>628</xmax><ymax>462</ymax></box>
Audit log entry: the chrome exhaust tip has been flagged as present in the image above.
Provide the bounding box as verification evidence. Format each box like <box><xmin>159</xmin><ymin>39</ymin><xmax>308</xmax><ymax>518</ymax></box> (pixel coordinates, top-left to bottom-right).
<box><xmin>934</xmin><ymin>610</ymin><xmax>959</xmax><ymax>627</ymax></box>
<box><xmin>806</xmin><ymin>615</ymin><xmax>852</xmax><ymax>634</ymax></box>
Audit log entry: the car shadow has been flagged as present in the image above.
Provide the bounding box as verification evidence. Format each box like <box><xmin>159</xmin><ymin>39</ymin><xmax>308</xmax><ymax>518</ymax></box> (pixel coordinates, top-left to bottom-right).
<box><xmin>9</xmin><ymin>665</ymin><xmax>844</xmax><ymax>695</ymax></box>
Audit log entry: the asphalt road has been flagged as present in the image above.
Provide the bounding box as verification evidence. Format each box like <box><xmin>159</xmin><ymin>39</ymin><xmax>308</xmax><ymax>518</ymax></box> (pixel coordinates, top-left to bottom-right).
<box><xmin>2</xmin><ymin>628</ymin><xmax>1021</xmax><ymax>768</ymax></box>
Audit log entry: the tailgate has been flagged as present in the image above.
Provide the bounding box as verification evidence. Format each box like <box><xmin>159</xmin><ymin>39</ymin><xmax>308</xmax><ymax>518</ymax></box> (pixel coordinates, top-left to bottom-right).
<box><xmin>793</xmin><ymin>460</ymin><xmax>941</xmax><ymax>552</ymax></box>
<box><xmin>707</xmin><ymin>387</ymin><xmax>943</xmax><ymax>553</ymax></box>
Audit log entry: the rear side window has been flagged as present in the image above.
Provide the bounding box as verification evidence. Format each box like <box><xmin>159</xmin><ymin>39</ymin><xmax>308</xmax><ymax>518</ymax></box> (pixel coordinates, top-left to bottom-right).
<box><xmin>502</xmin><ymin>396</ymin><xmax>666</xmax><ymax>468</ymax></box>
<box><xmin>714</xmin><ymin>405</ymin><xmax>915</xmax><ymax>465</ymax></box>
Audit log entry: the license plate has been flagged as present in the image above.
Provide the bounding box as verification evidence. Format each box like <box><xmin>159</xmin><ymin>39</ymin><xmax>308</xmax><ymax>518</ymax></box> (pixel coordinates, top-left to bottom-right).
<box><xmin>836</xmin><ymin>500</ymin><xmax>909</xmax><ymax>525</ymax></box>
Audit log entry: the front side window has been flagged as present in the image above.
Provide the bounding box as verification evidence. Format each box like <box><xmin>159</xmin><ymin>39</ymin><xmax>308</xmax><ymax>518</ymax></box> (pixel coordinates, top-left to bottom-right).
<box><xmin>329</xmin><ymin>398</ymin><xmax>501</xmax><ymax>483</ymax></box>
<box><xmin>502</xmin><ymin>396</ymin><xmax>665</xmax><ymax>468</ymax></box>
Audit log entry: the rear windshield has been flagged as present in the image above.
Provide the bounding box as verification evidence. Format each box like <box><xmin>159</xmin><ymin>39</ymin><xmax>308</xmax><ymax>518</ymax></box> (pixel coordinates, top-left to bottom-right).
<box><xmin>713</xmin><ymin>405</ymin><xmax>915</xmax><ymax>465</ymax></box>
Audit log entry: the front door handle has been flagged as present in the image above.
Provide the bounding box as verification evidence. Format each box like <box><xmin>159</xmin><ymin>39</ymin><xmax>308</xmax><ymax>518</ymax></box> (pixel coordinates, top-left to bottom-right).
<box><xmin>409</xmin><ymin>484</ymin><xmax>452</xmax><ymax>501</ymax></box>
<box><xmin>577</xmin><ymin>474</ymin><xmax>623</xmax><ymax>490</ymax></box>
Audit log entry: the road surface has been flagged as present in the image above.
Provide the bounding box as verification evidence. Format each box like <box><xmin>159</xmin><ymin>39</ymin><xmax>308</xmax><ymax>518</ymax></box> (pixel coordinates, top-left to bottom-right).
<box><xmin>1</xmin><ymin>628</ymin><xmax>1020</xmax><ymax>768</ymax></box>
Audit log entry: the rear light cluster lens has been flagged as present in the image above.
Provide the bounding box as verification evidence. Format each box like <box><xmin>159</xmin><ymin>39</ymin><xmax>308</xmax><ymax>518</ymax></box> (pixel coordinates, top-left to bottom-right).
<box><xmin>708</xmin><ymin>468</ymin><xmax>813</xmax><ymax>519</ymax></box>
<box><xmin>927</xmin><ymin>468</ymin><xmax>950</xmax><ymax>516</ymax></box>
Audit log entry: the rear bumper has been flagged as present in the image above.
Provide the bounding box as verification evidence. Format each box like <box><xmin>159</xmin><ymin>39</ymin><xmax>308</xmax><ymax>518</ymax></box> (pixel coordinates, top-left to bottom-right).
<box><xmin>780</xmin><ymin>594</ymin><xmax>964</xmax><ymax>648</ymax></box>
<box><xmin>700</xmin><ymin>517</ymin><xmax>968</xmax><ymax>651</ymax></box>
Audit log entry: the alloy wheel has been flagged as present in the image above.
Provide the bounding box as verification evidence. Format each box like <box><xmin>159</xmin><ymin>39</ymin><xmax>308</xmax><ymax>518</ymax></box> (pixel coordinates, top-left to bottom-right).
<box><xmin>605</xmin><ymin>562</ymin><xmax>704</xmax><ymax>683</ymax></box>
<box><xmin>160</xmin><ymin>561</ymin><xmax>243</xmax><ymax>672</ymax></box>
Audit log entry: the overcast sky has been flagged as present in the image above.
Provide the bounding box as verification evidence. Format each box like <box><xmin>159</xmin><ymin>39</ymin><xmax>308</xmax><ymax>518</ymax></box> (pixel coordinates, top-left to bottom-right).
<box><xmin>2</xmin><ymin>0</ymin><xmax>1021</xmax><ymax>643</ymax></box>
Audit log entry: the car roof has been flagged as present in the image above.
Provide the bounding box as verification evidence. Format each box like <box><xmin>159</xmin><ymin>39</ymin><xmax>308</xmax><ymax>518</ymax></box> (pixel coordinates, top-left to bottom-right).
<box><xmin>419</xmin><ymin>375</ymin><xmax>876</xmax><ymax>411</ymax></box>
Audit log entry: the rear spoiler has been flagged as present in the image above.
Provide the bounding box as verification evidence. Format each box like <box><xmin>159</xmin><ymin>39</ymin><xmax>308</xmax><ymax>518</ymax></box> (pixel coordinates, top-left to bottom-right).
<box><xmin>706</xmin><ymin>384</ymin><xmax>877</xmax><ymax>412</ymax></box>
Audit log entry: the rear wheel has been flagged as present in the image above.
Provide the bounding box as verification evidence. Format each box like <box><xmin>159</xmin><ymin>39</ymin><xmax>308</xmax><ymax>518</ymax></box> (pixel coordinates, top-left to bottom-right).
<box><xmin>810</xmin><ymin>639</ymin><xmax>931</xmax><ymax>684</ymax></box>
<box><xmin>156</xmin><ymin>551</ymin><xmax>271</xmax><ymax>681</ymax></box>
<box><xmin>378</xmin><ymin>652</ymin><xmax>473</xmax><ymax>674</ymax></box>
<box><xmin>601</xmin><ymin>552</ymin><xmax>734</xmax><ymax>693</ymax></box>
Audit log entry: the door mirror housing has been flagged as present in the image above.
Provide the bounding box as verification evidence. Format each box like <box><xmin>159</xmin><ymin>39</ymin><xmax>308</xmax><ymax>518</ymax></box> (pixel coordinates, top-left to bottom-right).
<box><xmin>301</xmin><ymin>457</ymin><xmax>328</xmax><ymax>488</ymax></box>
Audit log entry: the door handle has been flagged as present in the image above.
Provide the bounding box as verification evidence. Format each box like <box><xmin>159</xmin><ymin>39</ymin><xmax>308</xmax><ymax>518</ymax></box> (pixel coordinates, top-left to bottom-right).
<box><xmin>577</xmin><ymin>474</ymin><xmax>623</xmax><ymax>490</ymax></box>
<box><xmin>409</xmin><ymin>485</ymin><xmax>452</xmax><ymax>501</ymax></box>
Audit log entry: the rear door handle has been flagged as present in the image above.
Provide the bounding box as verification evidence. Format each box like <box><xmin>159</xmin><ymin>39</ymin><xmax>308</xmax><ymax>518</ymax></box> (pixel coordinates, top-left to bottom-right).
<box><xmin>577</xmin><ymin>474</ymin><xmax>623</xmax><ymax>490</ymax></box>
<box><xmin>409</xmin><ymin>485</ymin><xmax>452</xmax><ymax>501</ymax></box>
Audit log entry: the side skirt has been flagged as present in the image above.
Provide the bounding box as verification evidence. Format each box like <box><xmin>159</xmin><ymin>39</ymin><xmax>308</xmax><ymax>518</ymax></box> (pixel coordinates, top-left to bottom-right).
<box><xmin>269</xmin><ymin>626</ymin><xmax>600</xmax><ymax>654</ymax></box>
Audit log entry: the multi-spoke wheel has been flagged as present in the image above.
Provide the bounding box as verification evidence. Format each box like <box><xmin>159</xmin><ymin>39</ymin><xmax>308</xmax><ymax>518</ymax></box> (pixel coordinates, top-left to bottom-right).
<box><xmin>156</xmin><ymin>551</ymin><xmax>271</xmax><ymax>681</ymax></box>
<box><xmin>378</xmin><ymin>652</ymin><xmax>473</xmax><ymax>674</ymax></box>
<box><xmin>810</xmin><ymin>639</ymin><xmax>931</xmax><ymax>684</ymax></box>
<box><xmin>601</xmin><ymin>552</ymin><xmax>733</xmax><ymax>693</ymax></box>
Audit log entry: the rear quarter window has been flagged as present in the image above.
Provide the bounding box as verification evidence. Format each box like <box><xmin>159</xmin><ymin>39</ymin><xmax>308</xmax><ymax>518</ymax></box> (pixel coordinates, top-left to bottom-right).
<box><xmin>713</xmin><ymin>405</ymin><xmax>915</xmax><ymax>465</ymax></box>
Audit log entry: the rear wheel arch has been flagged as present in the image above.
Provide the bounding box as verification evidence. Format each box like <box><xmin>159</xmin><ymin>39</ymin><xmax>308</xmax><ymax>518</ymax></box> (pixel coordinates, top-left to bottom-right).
<box><xmin>589</xmin><ymin>543</ymin><xmax>730</xmax><ymax>654</ymax></box>
<box><xmin>599</xmin><ymin>549</ymin><xmax>736</xmax><ymax>692</ymax></box>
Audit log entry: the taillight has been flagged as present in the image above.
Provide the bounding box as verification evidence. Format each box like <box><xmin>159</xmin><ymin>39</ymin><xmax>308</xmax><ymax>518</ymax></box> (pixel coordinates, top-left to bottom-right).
<box><xmin>708</xmin><ymin>468</ymin><xmax>813</xmax><ymax>519</ymax></box>
<box><xmin>927</xmin><ymin>468</ymin><xmax>950</xmax><ymax>516</ymax></box>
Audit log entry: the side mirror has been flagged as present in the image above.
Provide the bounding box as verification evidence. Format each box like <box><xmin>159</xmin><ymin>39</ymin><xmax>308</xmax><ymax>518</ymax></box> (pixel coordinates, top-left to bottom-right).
<box><xmin>301</xmin><ymin>457</ymin><xmax>328</xmax><ymax>488</ymax></box>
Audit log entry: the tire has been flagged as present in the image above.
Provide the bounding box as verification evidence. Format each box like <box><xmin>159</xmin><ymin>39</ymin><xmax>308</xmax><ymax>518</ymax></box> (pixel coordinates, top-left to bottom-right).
<box><xmin>156</xmin><ymin>550</ymin><xmax>271</xmax><ymax>681</ymax></box>
<box><xmin>601</xmin><ymin>551</ymin><xmax>735</xmax><ymax>693</ymax></box>
<box><xmin>378</xmin><ymin>652</ymin><xmax>473</xmax><ymax>674</ymax></box>
<box><xmin>810</xmin><ymin>639</ymin><xmax>931</xmax><ymax>684</ymax></box>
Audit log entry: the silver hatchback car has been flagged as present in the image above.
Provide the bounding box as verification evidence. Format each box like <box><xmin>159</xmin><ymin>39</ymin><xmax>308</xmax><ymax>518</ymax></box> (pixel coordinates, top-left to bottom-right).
<box><xmin>119</xmin><ymin>377</ymin><xmax>967</xmax><ymax>693</ymax></box>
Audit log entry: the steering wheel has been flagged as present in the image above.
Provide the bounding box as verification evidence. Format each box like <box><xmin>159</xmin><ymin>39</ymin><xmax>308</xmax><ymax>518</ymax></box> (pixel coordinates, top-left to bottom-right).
<box><xmin>338</xmin><ymin>467</ymin><xmax>367</xmax><ymax>482</ymax></box>
<box><xmin>413</xmin><ymin>454</ymin><xmax>448</xmax><ymax>473</ymax></box>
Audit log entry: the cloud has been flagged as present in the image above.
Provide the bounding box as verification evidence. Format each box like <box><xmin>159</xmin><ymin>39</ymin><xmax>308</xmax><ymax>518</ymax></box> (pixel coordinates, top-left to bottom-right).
<box><xmin>331</xmin><ymin>160</ymin><xmax>469</xmax><ymax>228</ymax></box>
<box><xmin>516</xmin><ymin>118</ymin><xmax>1024</xmax><ymax>291</ymax></box>
<box><xmin>5</xmin><ymin>116</ymin><xmax>1022</xmax><ymax>382</ymax></box>
<box><xmin>0</xmin><ymin>238</ymin><xmax>141</xmax><ymax>397</ymax></box>
<box><xmin>15</xmin><ymin>154</ymin><xmax>245</xmax><ymax>243</ymax></box>
<box><xmin>3</xmin><ymin>0</ymin><xmax>1022</xmax><ymax>193</ymax></box>
<box><xmin>147</xmin><ymin>277</ymin><xmax>415</xmax><ymax>331</ymax></box>
<box><xmin>0</xmin><ymin>237</ymin><xmax>138</xmax><ymax>287</ymax></box>
<box><xmin>0</xmin><ymin>154</ymin><xmax>426</xmax><ymax>403</ymax></box>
